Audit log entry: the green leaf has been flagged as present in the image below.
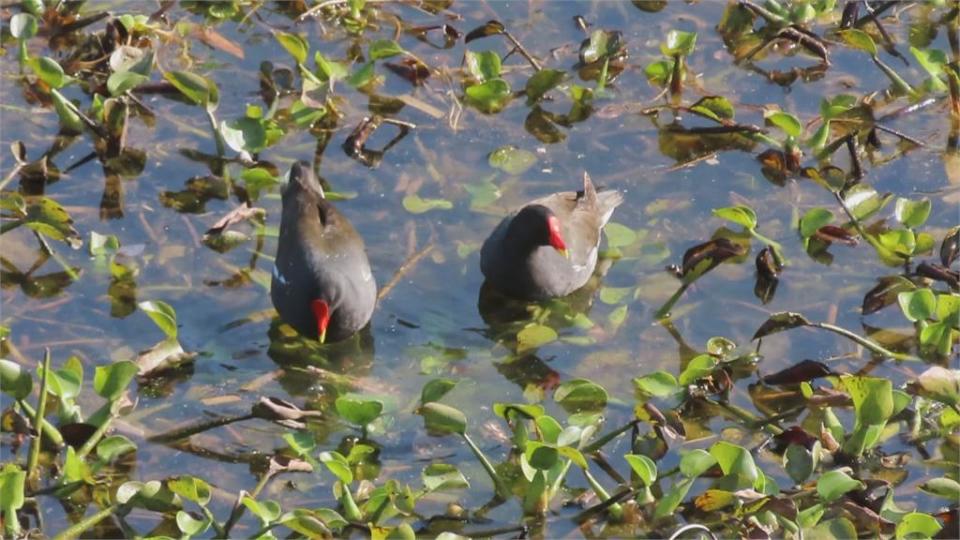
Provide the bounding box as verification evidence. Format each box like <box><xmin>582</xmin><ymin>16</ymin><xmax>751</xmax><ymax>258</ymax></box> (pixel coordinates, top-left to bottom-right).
<box><xmin>525</xmin><ymin>69</ymin><xmax>566</xmax><ymax>104</ymax></box>
<box><xmin>915</xmin><ymin>366</ymin><xmax>960</xmax><ymax>406</ymax></box>
<box><xmin>89</xmin><ymin>231</ymin><xmax>120</xmax><ymax>257</ymax></box>
<box><xmin>421</xmin><ymin>378</ymin><xmax>457</xmax><ymax>404</ymax></box>
<box><xmin>138</xmin><ymin>300</ymin><xmax>178</xmax><ymax>339</ymax></box>
<box><xmin>709</xmin><ymin>441</ymin><xmax>759</xmax><ymax>490</ymax></box>
<box><xmin>554</xmin><ymin>378</ymin><xmax>608</xmax><ymax>413</ymax></box>
<box><xmin>516</xmin><ymin>323</ymin><xmax>557</xmax><ymax>352</ymax></box>
<box><xmin>841</xmin><ymin>374</ymin><xmax>894</xmax><ymax>426</ymax></box>
<box><xmin>816</xmin><ymin>469</ymin><xmax>864</xmax><ymax>502</ymax></box>
<box><xmin>347</xmin><ymin>61</ymin><xmax>376</xmax><ymax>88</ymax></box>
<box><xmin>712</xmin><ymin>205</ymin><xmax>757</xmax><ymax>230</ymax></box>
<box><xmin>369</xmin><ymin>39</ymin><xmax>405</xmax><ymax>60</ymax></box>
<box><xmin>176</xmin><ymin>511</ymin><xmax>211</xmax><ymax>536</ymax></box>
<box><xmin>581</xmin><ymin>29</ymin><xmax>625</xmax><ymax>64</ymax></box>
<box><xmin>107</xmin><ymin>71</ymin><xmax>148</xmax><ymax>96</ymax></box>
<box><xmin>464</xmin><ymin>50</ymin><xmax>501</xmax><ymax>82</ymax></box>
<box><xmin>798</xmin><ymin>502</ymin><xmax>825</xmax><ymax>529</ymax></box>
<box><xmin>678</xmin><ymin>353</ymin><xmax>718</xmax><ymax>385</ymax></box>
<box><xmin>799</xmin><ymin>207</ymin><xmax>834</xmax><ymax>239</ymax></box>
<box><xmin>910</xmin><ymin>46</ymin><xmax>948</xmax><ymax>91</ymax></box>
<box><xmin>0</xmin><ymin>464</ymin><xmax>26</xmax><ymax>511</ymax></box>
<box><xmin>402</xmin><ymin>194</ymin><xmax>453</xmax><ymax>214</ymax></box>
<box><xmin>319</xmin><ymin>451</ymin><xmax>353</xmax><ymax>484</ymax></box>
<box><xmin>465</xmin><ymin>78</ymin><xmax>512</xmax><ymax>113</ymax></box>
<box><xmin>919</xmin><ymin>477</ymin><xmax>960</xmax><ymax>500</ymax></box>
<box><xmin>488</xmin><ymin>145</ymin><xmax>537</xmax><ymax>175</ymax></box>
<box><xmin>644</xmin><ymin>60</ymin><xmax>672</xmax><ymax>86</ymax></box>
<box><xmin>23</xmin><ymin>196</ymin><xmax>82</xmax><ymax>247</ymax></box>
<box><xmin>690</xmin><ymin>96</ymin><xmax>735</xmax><ymax>122</ymax></box>
<box><xmin>164</xmin><ymin>70</ymin><xmax>219</xmax><ymax>111</ymax></box>
<box><xmin>51</xmin><ymin>89</ymin><xmax>84</xmax><ymax>133</ymax></box>
<box><xmin>95</xmin><ymin>435</ymin><xmax>137</xmax><ymax>463</ymax></box>
<box><xmin>894</xmin><ymin>198</ymin><xmax>931</xmax><ymax>229</ymax></box>
<box><xmin>599</xmin><ymin>286</ymin><xmax>632</xmax><ymax>305</ymax></box>
<box><xmin>29</xmin><ymin>56</ymin><xmax>70</xmax><ymax>89</ymax></box>
<box><xmin>168</xmin><ymin>475</ymin><xmax>212</xmax><ymax>506</ymax></box>
<box><xmin>242</xmin><ymin>496</ymin><xmax>282</xmax><ymax>525</ymax></box>
<box><xmin>838</xmin><ymin>29</ymin><xmax>878</xmax><ymax>56</ymax></box>
<box><xmin>11</xmin><ymin>13</ymin><xmax>38</xmax><ymax>40</ymax></box>
<box><xmin>608</xmin><ymin>305</ymin><xmax>628</xmax><ymax>329</ymax></box>
<box><xmin>783</xmin><ymin>443</ymin><xmax>817</xmax><ymax>484</ymax></box>
<box><xmin>525</xmin><ymin>441</ymin><xmax>559</xmax><ymax>470</ymax></box>
<box><xmin>422</xmin><ymin>463</ymin><xmax>469</xmax><ymax>491</ymax></box>
<box><xmin>633</xmin><ymin>370</ymin><xmax>679</xmax><ymax>397</ymax></box>
<box><xmin>93</xmin><ymin>361</ymin><xmax>138</xmax><ymax>401</ymax></box>
<box><xmin>275</xmin><ymin>31</ymin><xmax>308</xmax><ymax>64</ymax></box>
<box><xmin>314</xmin><ymin>52</ymin><xmax>349</xmax><ymax>82</ymax></box>
<box><xmin>604</xmin><ymin>222</ymin><xmax>638</xmax><ymax>248</ymax></box>
<box><xmin>221</xmin><ymin>117</ymin><xmax>268</xmax><ymax>154</ymax></box>
<box><xmin>661</xmin><ymin>30</ymin><xmax>697</xmax><ymax>57</ymax></box>
<box><xmin>878</xmin><ymin>228</ymin><xmax>916</xmax><ymax>257</ymax></box>
<box><xmin>896</xmin><ymin>512</ymin><xmax>942</xmax><ymax>540</ymax></box>
<box><xmin>334</xmin><ymin>394</ymin><xmax>383</xmax><ymax>427</ymax></box>
<box><xmin>898</xmin><ymin>289</ymin><xmax>936</xmax><ymax>322</ymax></box>
<box><xmin>654</xmin><ymin>477</ymin><xmax>694</xmax><ymax>519</ymax></box>
<box><xmin>753</xmin><ymin>311</ymin><xmax>812</xmax><ymax>340</ymax></box>
<box><xmin>679</xmin><ymin>449</ymin><xmax>717</xmax><ymax>478</ymax></box>
<box><xmin>625</xmin><ymin>454</ymin><xmax>657</xmax><ymax>485</ymax></box>
<box><xmin>764</xmin><ymin>110</ymin><xmax>802</xmax><ymax>138</ymax></box>
<box><xmin>0</xmin><ymin>359</ymin><xmax>33</xmax><ymax>400</ymax></box>
<box><xmin>420</xmin><ymin>402</ymin><xmax>466</xmax><ymax>435</ymax></box>
<box><xmin>240</xmin><ymin>167</ymin><xmax>278</xmax><ymax>198</ymax></box>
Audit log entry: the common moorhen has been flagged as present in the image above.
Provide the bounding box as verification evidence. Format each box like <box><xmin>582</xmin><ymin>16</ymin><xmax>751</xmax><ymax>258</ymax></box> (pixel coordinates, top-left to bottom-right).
<box><xmin>271</xmin><ymin>162</ymin><xmax>377</xmax><ymax>342</ymax></box>
<box><xmin>480</xmin><ymin>172</ymin><xmax>623</xmax><ymax>300</ymax></box>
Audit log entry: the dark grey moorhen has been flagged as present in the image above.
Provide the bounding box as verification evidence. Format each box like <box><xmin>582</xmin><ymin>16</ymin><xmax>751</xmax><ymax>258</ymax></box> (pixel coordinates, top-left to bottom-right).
<box><xmin>480</xmin><ymin>172</ymin><xmax>623</xmax><ymax>300</ymax></box>
<box><xmin>271</xmin><ymin>162</ymin><xmax>377</xmax><ymax>342</ymax></box>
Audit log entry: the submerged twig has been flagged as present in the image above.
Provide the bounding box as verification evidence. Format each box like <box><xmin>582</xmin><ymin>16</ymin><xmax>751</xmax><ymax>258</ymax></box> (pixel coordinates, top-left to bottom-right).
<box><xmin>377</xmin><ymin>242</ymin><xmax>435</xmax><ymax>302</ymax></box>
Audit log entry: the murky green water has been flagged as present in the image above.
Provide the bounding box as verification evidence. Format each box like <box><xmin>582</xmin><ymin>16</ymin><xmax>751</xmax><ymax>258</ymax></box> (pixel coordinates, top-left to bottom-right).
<box><xmin>2</xmin><ymin>1</ymin><xmax>958</xmax><ymax>538</ymax></box>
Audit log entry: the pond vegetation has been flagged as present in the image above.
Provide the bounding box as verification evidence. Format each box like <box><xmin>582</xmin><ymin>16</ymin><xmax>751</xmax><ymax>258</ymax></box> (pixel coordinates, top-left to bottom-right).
<box><xmin>1</xmin><ymin>0</ymin><xmax>959</xmax><ymax>538</ymax></box>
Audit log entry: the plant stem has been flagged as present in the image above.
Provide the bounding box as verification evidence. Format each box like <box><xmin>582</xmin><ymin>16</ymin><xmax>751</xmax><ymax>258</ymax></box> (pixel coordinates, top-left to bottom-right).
<box><xmin>654</xmin><ymin>283</ymin><xmax>691</xmax><ymax>320</ymax></box>
<box><xmin>51</xmin><ymin>503</ymin><xmax>121</xmax><ymax>540</ymax></box>
<box><xmin>220</xmin><ymin>470</ymin><xmax>274</xmax><ymax>538</ymax></box>
<box><xmin>812</xmin><ymin>322</ymin><xmax>920</xmax><ymax>361</ymax></box>
<box><xmin>27</xmin><ymin>349</ymin><xmax>51</xmax><ymax>486</ymax></box>
<box><xmin>582</xmin><ymin>420</ymin><xmax>639</xmax><ymax>454</ymax></box>
<box><xmin>583</xmin><ymin>468</ymin><xmax>623</xmax><ymax>520</ymax></box>
<box><xmin>17</xmin><ymin>400</ymin><xmax>63</xmax><ymax>447</ymax></box>
<box><xmin>462</xmin><ymin>433</ymin><xmax>509</xmax><ymax>500</ymax></box>
<box><xmin>76</xmin><ymin>403</ymin><xmax>119</xmax><ymax>460</ymax></box>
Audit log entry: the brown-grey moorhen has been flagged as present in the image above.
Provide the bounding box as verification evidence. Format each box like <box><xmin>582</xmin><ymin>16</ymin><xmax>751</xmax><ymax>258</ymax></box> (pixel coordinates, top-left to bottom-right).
<box><xmin>271</xmin><ymin>162</ymin><xmax>377</xmax><ymax>342</ymax></box>
<box><xmin>480</xmin><ymin>172</ymin><xmax>623</xmax><ymax>300</ymax></box>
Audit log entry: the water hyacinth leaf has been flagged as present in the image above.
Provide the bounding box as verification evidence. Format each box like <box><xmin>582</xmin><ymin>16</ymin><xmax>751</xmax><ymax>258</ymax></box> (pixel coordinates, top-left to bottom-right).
<box><xmin>799</xmin><ymin>208</ymin><xmax>834</xmax><ymax>239</ymax></box>
<box><xmin>690</xmin><ymin>96</ymin><xmax>735</xmax><ymax>122</ymax></box>
<box><xmin>464</xmin><ymin>20</ymin><xmax>505</xmax><ymax>43</ymax></box>
<box><xmin>107</xmin><ymin>71</ymin><xmax>148</xmax><ymax>96</ymax></box>
<box><xmin>24</xmin><ymin>197</ymin><xmax>82</xmax><ymax>248</ymax></box>
<box><xmin>604</xmin><ymin>222</ymin><xmax>638</xmax><ymax>248</ymax></box>
<box><xmin>275</xmin><ymin>31</ymin><xmax>308</xmax><ymax>64</ymax></box>
<box><xmin>318</xmin><ymin>451</ymin><xmax>353</xmax><ymax>484</ymax></box>
<box><xmin>164</xmin><ymin>70</ymin><xmax>218</xmax><ymax>111</ymax></box>
<box><xmin>488</xmin><ymin>145</ymin><xmax>537</xmax><ymax>175</ymax></box>
<box><xmin>580</xmin><ymin>29</ymin><xmax>625</xmax><ymax>64</ymax></box>
<box><xmin>679</xmin><ymin>238</ymin><xmax>745</xmax><ymax>281</ymax></box>
<box><xmin>713</xmin><ymin>205</ymin><xmax>757</xmax><ymax>230</ymax></box>
<box><xmin>913</xmin><ymin>366</ymin><xmax>960</xmax><ymax>406</ymax></box>
<box><xmin>369</xmin><ymin>39</ymin><xmax>405</xmax><ymax>60</ymax></box>
<box><xmin>654</xmin><ymin>477</ymin><xmax>694</xmax><ymax>519</ymax></box>
<box><xmin>783</xmin><ymin>443</ymin><xmax>817</xmax><ymax>484</ymax></box>
<box><xmin>464</xmin><ymin>50</ymin><xmax>502</xmax><ymax>82</ymax></box>
<box><xmin>93</xmin><ymin>361</ymin><xmax>138</xmax><ymax>401</ymax></box>
<box><xmin>554</xmin><ymin>378</ymin><xmax>608</xmax><ymax>412</ymax></box>
<box><xmin>402</xmin><ymin>194</ymin><xmax>453</xmax><ymax>214</ymax></box>
<box><xmin>525</xmin><ymin>69</ymin><xmax>566</xmax><ymax>104</ymax></box>
<box><xmin>168</xmin><ymin>475</ymin><xmax>212</xmax><ymax>505</ymax></box>
<box><xmin>812</xmin><ymin>518</ymin><xmax>858</xmax><ymax>540</ymax></box>
<box><xmin>878</xmin><ymin>229</ymin><xmax>916</xmax><ymax>258</ymax></box>
<box><xmin>335</xmin><ymin>394</ymin><xmax>383</xmax><ymax>426</ymax></box>
<box><xmin>0</xmin><ymin>464</ymin><xmax>25</xmax><ymax>512</ymax></box>
<box><xmin>661</xmin><ymin>30</ymin><xmax>697</xmax><ymax>57</ymax></box>
<box><xmin>600</xmin><ymin>286</ymin><xmax>632</xmax><ymax>304</ymax></box>
<box><xmin>50</xmin><ymin>89</ymin><xmax>83</xmax><ymax>131</ymax></box>
<box><xmin>608</xmin><ymin>304</ymin><xmax>628</xmax><ymax>329</ymax></box>
<box><xmin>0</xmin><ymin>359</ymin><xmax>32</xmax><ymax>400</ymax></box>
<box><xmin>709</xmin><ymin>441</ymin><xmax>759</xmax><ymax>490</ymax></box>
<box><xmin>421</xmin><ymin>378</ymin><xmax>457</xmax><ymax>404</ymax></box>
<box><xmin>347</xmin><ymin>61</ymin><xmax>376</xmax><ymax>88</ymax></box>
<box><xmin>493</xmin><ymin>402</ymin><xmax>544</xmax><ymax>420</ymax></box>
<box><xmin>240</xmin><ymin>167</ymin><xmax>278</xmax><ymax>198</ymax></box>
<box><xmin>315</xmin><ymin>52</ymin><xmax>349</xmax><ymax>82</ymax></box>
<box><xmin>895</xmin><ymin>512</ymin><xmax>942</xmax><ymax>540</ymax></box>
<box><xmin>752</xmin><ymin>312</ymin><xmax>811</xmax><ymax>340</ymax></box>
<box><xmin>919</xmin><ymin>477</ymin><xmax>960</xmax><ymax>500</ymax></box>
<box><xmin>11</xmin><ymin>13</ymin><xmax>38</xmax><ymax>39</ymax></box>
<box><xmin>764</xmin><ymin>111</ymin><xmax>802</xmax><ymax>138</ymax></box>
<box><xmin>29</xmin><ymin>57</ymin><xmax>70</xmax><ymax>89</ymax></box>
<box><xmin>290</xmin><ymin>100</ymin><xmax>326</xmax><ymax>128</ymax></box>
<box><xmin>221</xmin><ymin>117</ymin><xmax>267</xmax><ymax>154</ymax></box>
<box><xmin>420</xmin><ymin>402</ymin><xmax>467</xmax><ymax>435</ymax></box>
<box><xmin>894</xmin><ymin>198</ymin><xmax>931</xmax><ymax>229</ymax></box>
<box><xmin>644</xmin><ymin>60</ymin><xmax>673</xmax><ymax>86</ymax></box>
<box><xmin>680</xmin><ymin>449</ymin><xmax>717</xmax><ymax>478</ymax></box>
<box><xmin>678</xmin><ymin>354</ymin><xmax>718</xmax><ymax>385</ymax></box>
<box><xmin>838</xmin><ymin>29</ymin><xmax>878</xmax><ymax>56</ymax></box>
<box><xmin>841</xmin><ymin>375</ymin><xmax>894</xmax><ymax>426</ymax></box>
<box><xmin>242</xmin><ymin>496</ymin><xmax>282</xmax><ymax>525</ymax></box>
<box><xmin>762</xmin><ymin>359</ymin><xmax>833</xmax><ymax>385</ymax></box>
<box><xmin>422</xmin><ymin>463</ymin><xmax>469</xmax><ymax>491</ymax></box>
<box><xmin>625</xmin><ymin>454</ymin><xmax>657</xmax><ymax>485</ymax></box>
<box><xmin>176</xmin><ymin>512</ymin><xmax>211</xmax><ymax>536</ymax></box>
<box><xmin>465</xmin><ymin>78</ymin><xmax>512</xmax><ymax>113</ymax></box>
<box><xmin>96</xmin><ymin>434</ymin><xmax>137</xmax><ymax>463</ymax></box>
<box><xmin>138</xmin><ymin>300</ymin><xmax>178</xmax><ymax>339</ymax></box>
<box><xmin>897</xmin><ymin>289</ymin><xmax>936</xmax><ymax>322</ymax></box>
<box><xmin>634</xmin><ymin>370</ymin><xmax>679</xmax><ymax>397</ymax></box>
<box><xmin>516</xmin><ymin>323</ymin><xmax>557</xmax><ymax>352</ymax></box>
<box><xmin>817</xmin><ymin>469</ymin><xmax>864</xmax><ymax>502</ymax></box>
<box><xmin>844</xmin><ymin>184</ymin><xmax>890</xmax><ymax>221</ymax></box>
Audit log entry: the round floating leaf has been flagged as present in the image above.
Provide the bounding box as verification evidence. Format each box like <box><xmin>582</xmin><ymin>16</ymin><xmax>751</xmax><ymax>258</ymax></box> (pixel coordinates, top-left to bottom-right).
<box><xmin>420</xmin><ymin>378</ymin><xmax>457</xmax><ymax>404</ymax></box>
<box><xmin>29</xmin><ymin>56</ymin><xmax>70</xmax><ymax>89</ymax></box>
<box><xmin>713</xmin><ymin>205</ymin><xmax>757</xmax><ymax>230</ymax></box>
<box><xmin>275</xmin><ymin>31</ymin><xmax>308</xmax><ymax>64</ymax></box>
<box><xmin>894</xmin><ymin>197</ymin><xmax>931</xmax><ymax>229</ymax></box>
<box><xmin>897</xmin><ymin>289</ymin><xmax>936</xmax><ymax>322</ymax></box>
<box><xmin>369</xmin><ymin>39</ymin><xmax>405</xmax><ymax>60</ymax></box>
<box><xmin>464</xmin><ymin>50</ymin><xmax>502</xmax><ymax>82</ymax></box>
<box><xmin>221</xmin><ymin>117</ymin><xmax>268</xmax><ymax>154</ymax></box>
<box><xmin>554</xmin><ymin>378</ymin><xmax>608</xmax><ymax>412</ymax></box>
<box><xmin>895</xmin><ymin>512</ymin><xmax>942</xmax><ymax>540</ymax></box>
<box><xmin>420</xmin><ymin>402</ymin><xmax>466</xmax><ymax>435</ymax></box>
<box><xmin>93</xmin><ymin>361</ymin><xmax>138</xmax><ymax>401</ymax></box>
<box><xmin>838</xmin><ymin>29</ymin><xmax>878</xmax><ymax>56</ymax></box>
<box><xmin>816</xmin><ymin>469</ymin><xmax>865</xmax><ymax>502</ymax></box>
<box><xmin>465</xmin><ymin>78</ymin><xmax>512</xmax><ymax>113</ymax></box>
<box><xmin>11</xmin><ymin>13</ymin><xmax>38</xmax><ymax>39</ymax></box>
<box><xmin>644</xmin><ymin>60</ymin><xmax>672</xmax><ymax>86</ymax></box>
<box><xmin>0</xmin><ymin>359</ymin><xmax>33</xmax><ymax>400</ymax></box>
<box><xmin>678</xmin><ymin>353</ymin><xmax>718</xmax><ymax>385</ymax></box>
<box><xmin>334</xmin><ymin>394</ymin><xmax>384</xmax><ymax>427</ymax></box>
<box><xmin>318</xmin><ymin>451</ymin><xmax>353</xmax><ymax>484</ymax></box>
<box><xmin>138</xmin><ymin>300</ymin><xmax>178</xmax><ymax>339</ymax></box>
<box><xmin>654</xmin><ymin>477</ymin><xmax>694</xmax><ymax>519</ymax></box>
<box><xmin>402</xmin><ymin>194</ymin><xmax>453</xmax><ymax>214</ymax></box>
<box><xmin>488</xmin><ymin>145</ymin><xmax>537</xmax><ymax>175</ymax></box>
<box><xmin>764</xmin><ymin>110</ymin><xmax>802</xmax><ymax>138</ymax></box>
<box><xmin>625</xmin><ymin>454</ymin><xmax>657</xmax><ymax>485</ymax></box>
<box><xmin>525</xmin><ymin>69</ymin><xmax>566</xmax><ymax>104</ymax></box>
<box><xmin>422</xmin><ymin>463</ymin><xmax>470</xmax><ymax>491</ymax></box>
<box><xmin>604</xmin><ymin>222</ymin><xmax>638</xmax><ymax>248</ymax></box>
<box><xmin>633</xmin><ymin>370</ymin><xmax>679</xmax><ymax>397</ymax></box>
<box><xmin>516</xmin><ymin>323</ymin><xmax>557</xmax><ymax>352</ymax></box>
<box><xmin>661</xmin><ymin>30</ymin><xmax>697</xmax><ymax>57</ymax></box>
